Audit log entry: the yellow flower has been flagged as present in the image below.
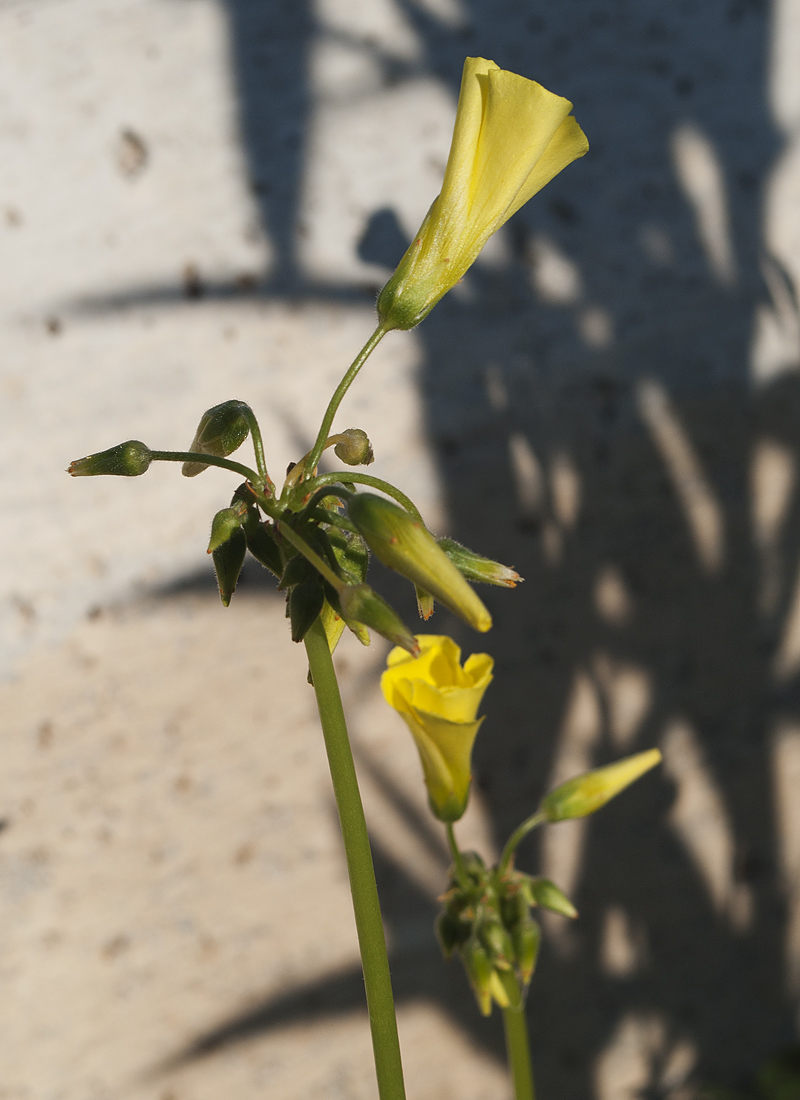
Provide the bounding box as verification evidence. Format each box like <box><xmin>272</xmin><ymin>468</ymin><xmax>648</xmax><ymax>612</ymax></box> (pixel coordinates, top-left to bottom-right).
<box><xmin>381</xmin><ymin>635</ymin><xmax>493</xmax><ymax>821</ymax></box>
<box><xmin>377</xmin><ymin>57</ymin><xmax>589</xmax><ymax>330</ymax></box>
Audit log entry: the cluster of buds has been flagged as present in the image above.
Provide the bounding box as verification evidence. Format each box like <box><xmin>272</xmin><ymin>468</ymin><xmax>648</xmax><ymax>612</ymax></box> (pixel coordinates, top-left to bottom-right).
<box><xmin>437</xmin><ymin>852</ymin><xmax>577</xmax><ymax>1016</ymax></box>
<box><xmin>69</xmin><ymin>399</ymin><xmax>521</xmax><ymax>657</ymax></box>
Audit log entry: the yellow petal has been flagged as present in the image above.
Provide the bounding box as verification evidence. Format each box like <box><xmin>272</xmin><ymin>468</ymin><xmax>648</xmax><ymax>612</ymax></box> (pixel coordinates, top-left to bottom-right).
<box><xmin>505</xmin><ymin>114</ymin><xmax>590</xmax><ymax>221</ymax></box>
<box><xmin>467</xmin><ymin>68</ymin><xmax>574</xmax><ymax>235</ymax></box>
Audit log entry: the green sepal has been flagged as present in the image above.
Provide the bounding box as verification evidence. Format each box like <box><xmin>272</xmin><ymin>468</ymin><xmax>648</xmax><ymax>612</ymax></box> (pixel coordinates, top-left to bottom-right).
<box><xmin>245</xmin><ymin>522</ymin><xmax>283</xmax><ymax>577</ymax></box>
<box><xmin>212</xmin><ymin>527</ymin><xmax>247</xmax><ymax>607</ymax></box>
<box><xmin>280</xmin><ymin>553</ymin><xmax>316</xmax><ymax>591</ymax></box>
<box><xmin>289</xmin><ymin>579</ymin><xmax>325</xmax><ymax>642</ymax></box>
<box><xmin>437</xmin><ymin>537</ymin><xmax>522</xmax><ymax>588</ymax></box>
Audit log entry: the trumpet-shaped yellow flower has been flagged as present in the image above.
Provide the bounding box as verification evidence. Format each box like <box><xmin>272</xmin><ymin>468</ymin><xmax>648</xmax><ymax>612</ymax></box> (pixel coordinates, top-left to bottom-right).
<box><xmin>381</xmin><ymin>635</ymin><xmax>493</xmax><ymax>821</ymax></box>
<box><xmin>377</xmin><ymin>57</ymin><xmax>589</xmax><ymax>330</ymax></box>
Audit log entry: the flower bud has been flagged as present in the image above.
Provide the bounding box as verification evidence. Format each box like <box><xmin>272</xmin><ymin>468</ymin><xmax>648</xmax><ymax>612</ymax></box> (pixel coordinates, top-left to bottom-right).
<box><xmin>437</xmin><ymin>537</ymin><xmax>522</xmax><ymax>588</ymax></box>
<box><xmin>212</xmin><ymin>527</ymin><xmax>247</xmax><ymax>607</ymax></box>
<box><xmin>68</xmin><ymin>440</ymin><xmax>152</xmax><ymax>477</ymax></box>
<box><xmin>333</xmin><ymin>428</ymin><xmax>374</xmax><ymax>466</ymax></box>
<box><xmin>522</xmin><ymin>876</ymin><xmax>578</xmax><ymax>919</ymax></box>
<box><xmin>347</xmin><ymin>493</ymin><xmax>491</xmax><ymax>633</ymax></box>
<box><xmin>512</xmin><ymin>917</ymin><xmax>541</xmax><ymax>985</ymax></box>
<box><xmin>338</xmin><ymin>583</ymin><xmax>419</xmax><ymax>655</ymax></box>
<box><xmin>182</xmin><ymin>400</ymin><xmax>251</xmax><ymax>477</ymax></box>
<box><xmin>207</xmin><ymin>503</ymin><xmax>248</xmax><ymax>553</ymax></box>
<box><xmin>540</xmin><ymin>748</ymin><xmax>662</xmax><ymax>823</ymax></box>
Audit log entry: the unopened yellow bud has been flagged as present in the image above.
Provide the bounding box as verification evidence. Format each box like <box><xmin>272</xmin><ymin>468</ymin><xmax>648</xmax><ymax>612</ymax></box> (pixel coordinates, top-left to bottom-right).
<box><xmin>347</xmin><ymin>493</ymin><xmax>491</xmax><ymax>633</ymax></box>
<box><xmin>540</xmin><ymin>748</ymin><xmax>662</xmax><ymax>823</ymax></box>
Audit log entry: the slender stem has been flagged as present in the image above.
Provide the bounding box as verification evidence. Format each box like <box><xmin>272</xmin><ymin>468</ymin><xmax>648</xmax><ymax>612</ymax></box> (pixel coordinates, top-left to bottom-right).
<box><xmin>299</xmin><ymin>471</ymin><xmax>422</xmax><ymax>521</ymax></box>
<box><xmin>303</xmin><ymin>325</ymin><xmax>388</xmax><ymax>481</ymax></box>
<box><xmin>277</xmin><ymin>521</ymin><xmax>343</xmax><ymax>591</ymax></box>
<box><xmin>445</xmin><ymin>822</ymin><xmax>468</xmax><ymax>887</ymax></box>
<box><xmin>499</xmin><ymin>811</ymin><xmax>546</xmax><ymax>875</ymax></box>
<box><xmin>150</xmin><ymin>450</ymin><xmax>260</xmax><ymax>483</ymax></box>
<box><xmin>241</xmin><ymin>406</ymin><xmax>270</xmax><ymax>486</ymax></box>
<box><xmin>503</xmin><ymin>996</ymin><xmax>536</xmax><ymax>1100</ymax></box>
<box><xmin>304</xmin><ymin>619</ymin><xmax>407</xmax><ymax>1100</ymax></box>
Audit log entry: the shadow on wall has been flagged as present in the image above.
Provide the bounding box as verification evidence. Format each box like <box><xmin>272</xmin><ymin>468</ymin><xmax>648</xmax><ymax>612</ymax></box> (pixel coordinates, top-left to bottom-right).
<box><xmin>86</xmin><ymin>0</ymin><xmax>800</xmax><ymax>1095</ymax></box>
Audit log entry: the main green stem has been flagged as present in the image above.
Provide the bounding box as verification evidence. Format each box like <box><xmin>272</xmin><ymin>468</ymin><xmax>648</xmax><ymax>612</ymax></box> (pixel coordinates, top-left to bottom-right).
<box><xmin>304</xmin><ymin>619</ymin><xmax>406</xmax><ymax>1100</ymax></box>
<box><xmin>503</xmin><ymin>998</ymin><xmax>536</xmax><ymax>1100</ymax></box>
<box><xmin>303</xmin><ymin>324</ymin><xmax>388</xmax><ymax>480</ymax></box>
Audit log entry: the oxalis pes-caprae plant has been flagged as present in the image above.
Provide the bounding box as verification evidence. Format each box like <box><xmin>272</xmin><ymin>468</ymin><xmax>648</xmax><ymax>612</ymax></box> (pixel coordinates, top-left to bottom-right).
<box><xmin>70</xmin><ymin>57</ymin><xmax>662</xmax><ymax>1100</ymax></box>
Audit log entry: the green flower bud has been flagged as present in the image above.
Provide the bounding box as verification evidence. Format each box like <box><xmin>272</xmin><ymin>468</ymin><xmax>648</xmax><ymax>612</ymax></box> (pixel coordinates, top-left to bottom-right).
<box><xmin>182</xmin><ymin>400</ymin><xmax>251</xmax><ymax>477</ymax></box>
<box><xmin>338</xmin><ymin>583</ymin><xmax>419</xmax><ymax>656</ymax></box>
<box><xmin>68</xmin><ymin>440</ymin><xmax>152</xmax><ymax>477</ymax></box>
<box><xmin>212</xmin><ymin>527</ymin><xmax>246</xmax><ymax>607</ymax></box>
<box><xmin>511</xmin><ymin>917</ymin><xmax>541</xmax><ymax>985</ymax></box>
<box><xmin>437</xmin><ymin>537</ymin><xmax>522</xmax><ymax>588</ymax></box>
<box><xmin>540</xmin><ymin>748</ymin><xmax>662</xmax><ymax>823</ymax></box>
<box><xmin>522</xmin><ymin>876</ymin><xmax>578</xmax><ymax>920</ymax></box>
<box><xmin>333</xmin><ymin>428</ymin><xmax>374</xmax><ymax>466</ymax></box>
<box><xmin>207</xmin><ymin>503</ymin><xmax>248</xmax><ymax>553</ymax></box>
<box><xmin>347</xmin><ymin>493</ymin><xmax>491</xmax><ymax>633</ymax></box>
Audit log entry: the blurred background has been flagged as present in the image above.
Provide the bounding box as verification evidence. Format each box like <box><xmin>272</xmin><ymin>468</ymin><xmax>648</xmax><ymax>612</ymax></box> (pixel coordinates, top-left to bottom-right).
<box><xmin>3</xmin><ymin>0</ymin><xmax>800</xmax><ymax>1097</ymax></box>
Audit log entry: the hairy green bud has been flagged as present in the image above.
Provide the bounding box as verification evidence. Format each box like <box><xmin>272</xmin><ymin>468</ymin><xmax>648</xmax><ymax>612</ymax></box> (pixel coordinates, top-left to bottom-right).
<box><xmin>68</xmin><ymin>440</ymin><xmax>152</xmax><ymax>477</ymax></box>
<box><xmin>182</xmin><ymin>400</ymin><xmax>251</xmax><ymax>477</ymax></box>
